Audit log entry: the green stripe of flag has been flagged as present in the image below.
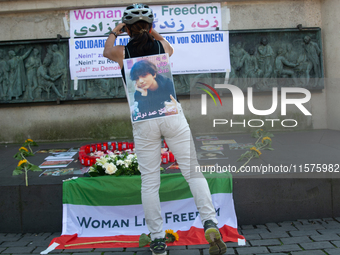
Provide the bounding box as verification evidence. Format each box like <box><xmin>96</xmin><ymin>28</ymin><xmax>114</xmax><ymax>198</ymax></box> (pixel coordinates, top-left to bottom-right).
<box><xmin>63</xmin><ymin>172</ymin><xmax>232</xmax><ymax>206</ymax></box>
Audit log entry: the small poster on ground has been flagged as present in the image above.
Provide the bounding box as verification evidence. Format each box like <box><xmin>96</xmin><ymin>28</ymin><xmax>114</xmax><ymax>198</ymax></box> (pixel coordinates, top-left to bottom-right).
<box><xmin>39</xmin><ymin>159</ymin><xmax>74</xmax><ymax>168</ymax></box>
<box><xmin>200</xmin><ymin>145</ymin><xmax>224</xmax><ymax>151</ymax></box>
<box><xmin>202</xmin><ymin>140</ymin><xmax>236</xmax><ymax>145</ymax></box>
<box><xmin>195</xmin><ymin>135</ymin><xmax>219</xmax><ymax>141</ymax></box>
<box><xmin>123</xmin><ymin>53</ymin><xmax>178</xmax><ymax>123</ymax></box>
<box><xmin>39</xmin><ymin>168</ymin><xmax>75</xmax><ymax>177</ymax></box>
<box><xmin>197</xmin><ymin>151</ymin><xmax>228</xmax><ymax>160</ymax></box>
<box><xmin>229</xmin><ymin>143</ymin><xmax>254</xmax><ymax>150</ymax></box>
<box><xmin>44</xmin><ymin>152</ymin><xmax>78</xmax><ymax>161</ymax></box>
<box><xmin>35</xmin><ymin>148</ymin><xmax>70</xmax><ymax>153</ymax></box>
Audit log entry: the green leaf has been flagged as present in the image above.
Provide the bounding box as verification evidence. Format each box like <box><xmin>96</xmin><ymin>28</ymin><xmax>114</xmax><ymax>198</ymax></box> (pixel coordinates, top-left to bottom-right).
<box><xmin>13</xmin><ymin>152</ymin><xmax>23</xmax><ymax>160</ymax></box>
<box><xmin>29</xmin><ymin>165</ymin><xmax>42</xmax><ymax>172</ymax></box>
<box><xmin>264</xmin><ymin>148</ymin><xmax>274</xmax><ymax>150</ymax></box>
<box><xmin>13</xmin><ymin>169</ymin><xmax>23</xmax><ymax>175</ymax></box>
<box><xmin>139</xmin><ymin>233</ymin><xmax>151</xmax><ymax>248</ymax></box>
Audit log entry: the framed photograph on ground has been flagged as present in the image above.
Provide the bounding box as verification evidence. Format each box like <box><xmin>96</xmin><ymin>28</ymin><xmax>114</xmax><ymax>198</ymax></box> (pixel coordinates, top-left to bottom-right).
<box><xmin>202</xmin><ymin>140</ymin><xmax>236</xmax><ymax>145</ymax></box>
<box><xmin>35</xmin><ymin>148</ymin><xmax>70</xmax><ymax>153</ymax></box>
<box><xmin>229</xmin><ymin>143</ymin><xmax>254</xmax><ymax>150</ymax></box>
<box><xmin>39</xmin><ymin>159</ymin><xmax>73</xmax><ymax>168</ymax></box>
<box><xmin>39</xmin><ymin>168</ymin><xmax>75</xmax><ymax>177</ymax></box>
<box><xmin>44</xmin><ymin>152</ymin><xmax>77</xmax><ymax>161</ymax></box>
<box><xmin>200</xmin><ymin>145</ymin><xmax>224</xmax><ymax>151</ymax></box>
<box><xmin>195</xmin><ymin>135</ymin><xmax>219</xmax><ymax>141</ymax></box>
<box><xmin>197</xmin><ymin>151</ymin><xmax>228</xmax><ymax>160</ymax></box>
<box><xmin>123</xmin><ymin>53</ymin><xmax>178</xmax><ymax>123</ymax></box>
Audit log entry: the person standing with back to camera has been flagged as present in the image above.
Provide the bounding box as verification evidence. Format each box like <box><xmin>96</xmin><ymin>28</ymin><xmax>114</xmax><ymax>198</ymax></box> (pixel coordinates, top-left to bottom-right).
<box><xmin>103</xmin><ymin>4</ymin><xmax>227</xmax><ymax>255</ymax></box>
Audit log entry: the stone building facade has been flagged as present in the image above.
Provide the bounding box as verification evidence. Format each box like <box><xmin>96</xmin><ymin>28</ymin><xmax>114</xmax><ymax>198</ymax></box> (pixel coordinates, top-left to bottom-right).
<box><xmin>0</xmin><ymin>0</ymin><xmax>339</xmax><ymax>143</ymax></box>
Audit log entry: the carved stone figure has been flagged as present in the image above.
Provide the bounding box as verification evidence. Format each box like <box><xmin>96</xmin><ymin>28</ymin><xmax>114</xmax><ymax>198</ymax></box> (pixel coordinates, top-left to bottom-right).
<box><xmin>37</xmin><ymin>55</ymin><xmax>64</xmax><ymax>99</ymax></box>
<box><xmin>239</xmin><ymin>48</ymin><xmax>263</xmax><ymax>89</ymax></box>
<box><xmin>25</xmin><ymin>48</ymin><xmax>41</xmax><ymax>99</ymax></box>
<box><xmin>257</xmin><ymin>37</ymin><xmax>274</xmax><ymax>80</ymax></box>
<box><xmin>233</xmin><ymin>42</ymin><xmax>247</xmax><ymax>78</ymax></box>
<box><xmin>7</xmin><ymin>48</ymin><xmax>33</xmax><ymax>100</ymax></box>
<box><xmin>274</xmin><ymin>48</ymin><xmax>299</xmax><ymax>86</ymax></box>
<box><xmin>49</xmin><ymin>44</ymin><xmax>67</xmax><ymax>94</ymax></box>
<box><xmin>298</xmin><ymin>35</ymin><xmax>322</xmax><ymax>87</ymax></box>
<box><xmin>228</xmin><ymin>42</ymin><xmax>247</xmax><ymax>86</ymax></box>
<box><xmin>285</xmin><ymin>43</ymin><xmax>298</xmax><ymax>63</ymax></box>
<box><xmin>0</xmin><ymin>50</ymin><xmax>9</xmax><ymax>100</ymax></box>
<box><xmin>303</xmin><ymin>36</ymin><xmax>321</xmax><ymax>77</ymax></box>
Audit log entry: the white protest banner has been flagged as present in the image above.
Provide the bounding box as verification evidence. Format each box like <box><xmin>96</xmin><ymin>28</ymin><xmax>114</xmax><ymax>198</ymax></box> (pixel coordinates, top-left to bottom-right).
<box><xmin>167</xmin><ymin>31</ymin><xmax>230</xmax><ymax>74</ymax></box>
<box><xmin>68</xmin><ymin>36</ymin><xmax>128</xmax><ymax>80</ymax></box>
<box><xmin>69</xmin><ymin>31</ymin><xmax>229</xmax><ymax>80</ymax></box>
<box><xmin>70</xmin><ymin>3</ymin><xmax>221</xmax><ymax>37</ymax></box>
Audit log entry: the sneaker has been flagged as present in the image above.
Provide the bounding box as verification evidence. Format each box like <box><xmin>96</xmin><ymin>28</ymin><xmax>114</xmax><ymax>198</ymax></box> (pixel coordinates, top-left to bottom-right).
<box><xmin>150</xmin><ymin>238</ymin><xmax>167</xmax><ymax>255</ymax></box>
<box><xmin>204</xmin><ymin>220</ymin><xmax>227</xmax><ymax>255</ymax></box>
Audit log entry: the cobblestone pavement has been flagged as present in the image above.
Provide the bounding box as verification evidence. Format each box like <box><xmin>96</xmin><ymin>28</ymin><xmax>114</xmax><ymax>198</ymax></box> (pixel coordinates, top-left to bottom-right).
<box><xmin>1</xmin><ymin>218</ymin><xmax>340</xmax><ymax>255</ymax></box>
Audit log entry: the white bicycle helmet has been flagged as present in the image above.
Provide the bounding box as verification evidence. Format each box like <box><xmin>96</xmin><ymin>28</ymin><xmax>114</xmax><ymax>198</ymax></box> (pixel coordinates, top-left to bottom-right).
<box><xmin>122</xmin><ymin>4</ymin><xmax>154</xmax><ymax>25</ymax></box>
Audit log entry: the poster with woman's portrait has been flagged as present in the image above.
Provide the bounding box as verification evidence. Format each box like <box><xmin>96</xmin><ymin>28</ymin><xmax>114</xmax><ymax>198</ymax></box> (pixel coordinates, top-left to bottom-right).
<box><xmin>123</xmin><ymin>53</ymin><xmax>178</xmax><ymax>123</ymax></box>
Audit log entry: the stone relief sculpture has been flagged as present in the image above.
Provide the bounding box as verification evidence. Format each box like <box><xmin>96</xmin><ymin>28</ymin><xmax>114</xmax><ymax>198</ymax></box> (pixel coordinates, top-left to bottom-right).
<box><xmin>257</xmin><ymin>37</ymin><xmax>274</xmax><ymax>79</ymax></box>
<box><xmin>0</xmin><ymin>50</ymin><xmax>9</xmax><ymax>100</ymax></box>
<box><xmin>0</xmin><ymin>29</ymin><xmax>323</xmax><ymax>104</ymax></box>
<box><xmin>274</xmin><ymin>48</ymin><xmax>299</xmax><ymax>85</ymax></box>
<box><xmin>228</xmin><ymin>30</ymin><xmax>323</xmax><ymax>91</ymax></box>
<box><xmin>238</xmin><ymin>48</ymin><xmax>263</xmax><ymax>89</ymax></box>
<box><xmin>25</xmin><ymin>48</ymin><xmax>41</xmax><ymax>99</ymax></box>
<box><xmin>50</xmin><ymin>44</ymin><xmax>67</xmax><ymax>95</ymax></box>
<box><xmin>37</xmin><ymin>54</ymin><xmax>64</xmax><ymax>99</ymax></box>
<box><xmin>7</xmin><ymin>47</ymin><xmax>33</xmax><ymax>100</ymax></box>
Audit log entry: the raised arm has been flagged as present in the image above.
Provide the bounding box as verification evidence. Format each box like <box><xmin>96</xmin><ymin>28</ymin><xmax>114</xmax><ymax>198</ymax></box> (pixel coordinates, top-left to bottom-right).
<box><xmin>150</xmin><ymin>28</ymin><xmax>174</xmax><ymax>57</ymax></box>
<box><xmin>103</xmin><ymin>23</ymin><xmax>126</xmax><ymax>68</ymax></box>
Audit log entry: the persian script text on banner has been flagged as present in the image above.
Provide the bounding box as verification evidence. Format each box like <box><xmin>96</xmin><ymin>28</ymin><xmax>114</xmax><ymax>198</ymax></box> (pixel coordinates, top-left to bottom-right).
<box><xmin>69</xmin><ymin>3</ymin><xmax>222</xmax><ymax>37</ymax></box>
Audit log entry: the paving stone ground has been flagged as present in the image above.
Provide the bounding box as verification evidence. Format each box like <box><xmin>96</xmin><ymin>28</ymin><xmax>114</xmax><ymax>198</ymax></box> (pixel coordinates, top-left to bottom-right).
<box><xmin>0</xmin><ymin>218</ymin><xmax>339</xmax><ymax>255</ymax></box>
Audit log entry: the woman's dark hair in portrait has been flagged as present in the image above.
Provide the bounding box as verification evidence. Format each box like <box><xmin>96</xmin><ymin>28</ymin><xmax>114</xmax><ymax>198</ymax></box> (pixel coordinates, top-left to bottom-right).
<box><xmin>130</xmin><ymin>59</ymin><xmax>158</xmax><ymax>81</ymax></box>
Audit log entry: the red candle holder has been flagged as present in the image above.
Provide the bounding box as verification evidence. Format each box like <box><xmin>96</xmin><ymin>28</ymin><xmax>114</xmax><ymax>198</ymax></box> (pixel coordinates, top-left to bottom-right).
<box><xmin>162</xmin><ymin>152</ymin><xmax>168</xmax><ymax>164</ymax></box>
<box><xmin>90</xmin><ymin>144</ymin><xmax>96</xmax><ymax>152</ymax></box>
<box><xmin>128</xmin><ymin>142</ymin><xmax>134</xmax><ymax>150</ymax></box>
<box><xmin>122</xmin><ymin>142</ymin><xmax>128</xmax><ymax>150</ymax></box>
<box><xmin>96</xmin><ymin>143</ymin><xmax>102</xmax><ymax>151</ymax></box>
<box><xmin>169</xmin><ymin>151</ymin><xmax>175</xmax><ymax>162</ymax></box>
<box><xmin>118</xmin><ymin>142</ymin><xmax>122</xmax><ymax>151</ymax></box>
<box><xmin>81</xmin><ymin>156</ymin><xmax>85</xmax><ymax>165</ymax></box>
<box><xmin>111</xmin><ymin>142</ymin><xmax>117</xmax><ymax>151</ymax></box>
<box><xmin>84</xmin><ymin>156</ymin><xmax>90</xmax><ymax>166</ymax></box>
<box><xmin>78</xmin><ymin>151</ymin><xmax>85</xmax><ymax>161</ymax></box>
<box><xmin>163</xmin><ymin>139</ymin><xmax>168</xmax><ymax>149</ymax></box>
<box><xmin>85</xmin><ymin>145</ymin><xmax>91</xmax><ymax>154</ymax></box>
<box><xmin>103</xmin><ymin>142</ymin><xmax>108</xmax><ymax>151</ymax></box>
<box><xmin>90</xmin><ymin>157</ymin><xmax>96</xmax><ymax>166</ymax></box>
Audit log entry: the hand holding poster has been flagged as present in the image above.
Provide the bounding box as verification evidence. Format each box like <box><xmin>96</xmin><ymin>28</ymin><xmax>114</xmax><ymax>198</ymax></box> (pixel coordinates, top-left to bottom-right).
<box><xmin>123</xmin><ymin>53</ymin><xmax>178</xmax><ymax>123</ymax></box>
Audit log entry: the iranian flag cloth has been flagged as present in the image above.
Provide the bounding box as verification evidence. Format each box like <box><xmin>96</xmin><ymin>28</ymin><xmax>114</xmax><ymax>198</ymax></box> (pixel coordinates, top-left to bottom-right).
<box><xmin>42</xmin><ymin>173</ymin><xmax>245</xmax><ymax>253</ymax></box>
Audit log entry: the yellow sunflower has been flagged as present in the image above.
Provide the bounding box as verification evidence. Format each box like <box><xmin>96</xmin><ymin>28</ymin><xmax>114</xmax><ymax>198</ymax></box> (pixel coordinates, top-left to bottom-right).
<box><xmin>262</xmin><ymin>137</ymin><xmax>271</xmax><ymax>143</ymax></box>
<box><xmin>18</xmin><ymin>159</ymin><xmax>28</xmax><ymax>167</ymax></box>
<box><xmin>250</xmin><ymin>147</ymin><xmax>262</xmax><ymax>156</ymax></box>
<box><xmin>19</xmin><ymin>147</ymin><xmax>29</xmax><ymax>152</ymax></box>
<box><xmin>165</xmin><ymin>229</ymin><xmax>179</xmax><ymax>242</ymax></box>
<box><xmin>26</xmin><ymin>139</ymin><xmax>33</xmax><ymax>143</ymax></box>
